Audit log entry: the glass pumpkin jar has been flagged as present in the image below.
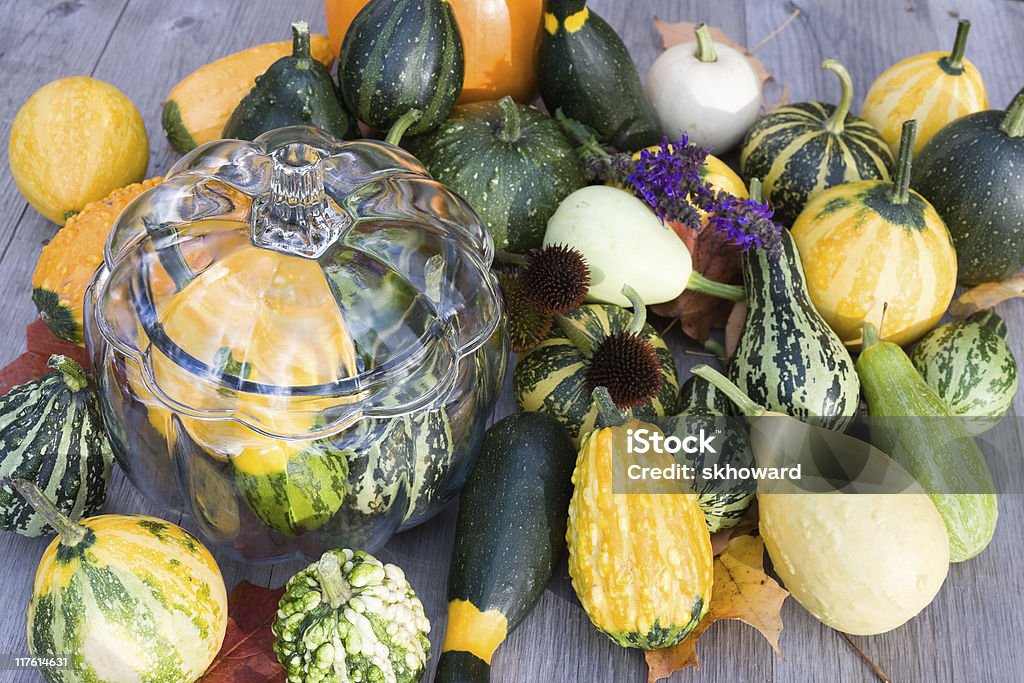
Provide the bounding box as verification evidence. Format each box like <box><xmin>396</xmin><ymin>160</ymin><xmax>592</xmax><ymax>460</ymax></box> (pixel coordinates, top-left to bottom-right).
<box><xmin>84</xmin><ymin>127</ymin><xmax>506</xmax><ymax>563</ymax></box>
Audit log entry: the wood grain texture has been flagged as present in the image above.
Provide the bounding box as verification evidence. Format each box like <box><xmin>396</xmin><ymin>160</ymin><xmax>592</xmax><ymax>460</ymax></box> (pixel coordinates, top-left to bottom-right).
<box><xmin>0</xmin><ymin>0</ymin><xmax>1022</xmax><ymax>681</ymax></box>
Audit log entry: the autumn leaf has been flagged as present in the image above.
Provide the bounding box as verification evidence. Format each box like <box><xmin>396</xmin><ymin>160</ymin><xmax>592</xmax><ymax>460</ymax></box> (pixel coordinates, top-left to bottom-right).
<box><xmin>0</xmin><ymin>321</ymin><xmax>92</xmax><ymax>394</ymax></box>
<box><xmin>653</xmin><ymin>11</ymin><xmax>799</xmax><ymax>112</ymax></box>
<box><xmin>650</xmin><ymin>220</ymin><xmax>743</xmax><ymax>342</ymax></box>
<box><xmin>949</xmin><ymin>272</ymin><xmax>1024</xmax><ymax>318</ymax></box>
<box><xmin>709</xmin><ymin>500</ymin><xmax>758</xmax><ymax>557</ymax></box>
<box><xmin>199</xmin><ymin>581</ymin><xmax>286</xmax><ymax>682</ymax></box>
<box><xmin>723</xmin><ymin>300</ymin><xmax>747</xmax><ymax>363</ymax></box>
<box><xmin>645</xmin><ymin>535</ymin><xmax>787</xmax><ymax>682</ymax></box>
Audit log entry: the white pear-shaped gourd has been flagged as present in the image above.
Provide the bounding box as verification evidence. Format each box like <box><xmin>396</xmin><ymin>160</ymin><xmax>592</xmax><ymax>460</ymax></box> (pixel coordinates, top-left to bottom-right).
<box><xmin>644</xmin><ymin>24</ymin><xmax>762</xmax><ymax>153</ymax></box>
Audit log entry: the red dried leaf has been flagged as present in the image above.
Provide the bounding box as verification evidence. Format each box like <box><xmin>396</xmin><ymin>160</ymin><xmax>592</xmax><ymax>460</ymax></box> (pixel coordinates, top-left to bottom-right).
<box><xmin>650</xmin><ymin>220</ymin><xmax>743</xmax><ymax>342</ymax></box>
<box><xmin>200</xmin><ymin>581</ymin><xmax>286</xmax><ymax>682</ymax></box>
<box><xmin>0</xmin><ymin>321</ymin><xmax>93</xmax><ymax>395</ymax></box>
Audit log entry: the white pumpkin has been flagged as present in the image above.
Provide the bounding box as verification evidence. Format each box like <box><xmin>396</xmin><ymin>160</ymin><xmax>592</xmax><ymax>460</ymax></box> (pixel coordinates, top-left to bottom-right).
<box><xmin>644</xmin><ymin>24</ymin><xmax>762</xmax><ymax>153</ymax></box>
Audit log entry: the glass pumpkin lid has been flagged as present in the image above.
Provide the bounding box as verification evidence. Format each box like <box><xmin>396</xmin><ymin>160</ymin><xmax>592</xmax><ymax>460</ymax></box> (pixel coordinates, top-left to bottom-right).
<box><xmin>94</xmin><ymin>126</ymin><xmax>501</xmax><ymax>439</ymax></box>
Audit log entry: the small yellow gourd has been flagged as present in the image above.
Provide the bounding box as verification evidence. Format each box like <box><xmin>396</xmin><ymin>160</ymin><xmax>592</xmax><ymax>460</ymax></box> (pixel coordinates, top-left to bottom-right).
<box><xmin>566</xmin><ymin>387</ymin><xmax>713</xmax><ymax>649</ymax></box>
<box><xmin>862</xmin><ymin>20</ymin><xmax>988</xmax><ymax>156</ymax></box>
<box><xmin>9</xmin><ymin>77</ymin><xmax>149</xmax><ymax>224</ymax></box>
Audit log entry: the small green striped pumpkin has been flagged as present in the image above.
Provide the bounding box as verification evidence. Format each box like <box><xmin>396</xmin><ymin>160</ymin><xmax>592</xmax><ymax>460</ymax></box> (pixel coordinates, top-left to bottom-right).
<box><xmin>17</xmin><ymin>481</ymin><xmax>227</xmax><ymax>683</ymax></box>
<box><xmin>338</xmin><ymin>0</ymin><xmax>464</xmax><ymax>136</ymax></box>
<box><xmin>655</xmin><ymin>376</ymin><xmax>755</xmax><ymax>532</ymax></box>
<box><xmin>741</xmin><ymin>59</ymin><xmax>894</xmax><ymax>226</ymax></box>
<box><xmin>513</xmin><ymin>303</ymin><xmax>679</xmax><ymax>444</ymax></box>
<box><xmin>910</xmin><ymin>311</ymin><xmax>1018</xmax><ymax>435</ymax></box>
<box><xmin>0</xmin><ymin>356</ymin><xmax>113</xmax><ymax>537</ymax></box>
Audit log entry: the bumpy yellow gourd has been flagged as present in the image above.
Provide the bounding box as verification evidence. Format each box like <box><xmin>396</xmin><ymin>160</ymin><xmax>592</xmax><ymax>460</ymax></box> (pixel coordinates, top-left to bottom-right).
<box><xmin>566</xmin><ymin>391</ymin><xmax>713</xmax><ymax>649</ymax></box>
<box><xmin>862</xmin><ymin>20</ymin><xmax>987</xmax><ymax>156</ymax></box>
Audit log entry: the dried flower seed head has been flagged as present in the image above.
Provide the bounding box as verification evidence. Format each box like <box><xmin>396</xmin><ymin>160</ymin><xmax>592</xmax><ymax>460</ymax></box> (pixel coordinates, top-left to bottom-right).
<box><xmin>498</xmin><ymin>269</ymin><xmax>553</xmax><ymax>352</ymax></box>
<box><xmin>586</xmin><ymin>332</ymin><xmax>664</xmax><ymax>409</ymax></box>
<box><xmin>520</xmin><ymin>244</ymin><xmax>591</xmax><ymax>315</ymax></box>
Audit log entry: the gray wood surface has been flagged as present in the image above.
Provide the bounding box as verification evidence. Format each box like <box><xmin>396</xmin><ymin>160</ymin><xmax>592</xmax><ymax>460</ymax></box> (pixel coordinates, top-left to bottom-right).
<box><xmin>1</xmin><ymin>0</ymin><xmax>1022</xmax><ymax>681</ymax></box>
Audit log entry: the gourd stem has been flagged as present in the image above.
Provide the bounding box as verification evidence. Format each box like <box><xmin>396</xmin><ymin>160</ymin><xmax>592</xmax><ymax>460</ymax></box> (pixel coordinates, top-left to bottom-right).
<box><xmin>861</xmin><ymin>322</ymin><xmax>881</xmax><ymax>350</ymax></box>
<box><xmin>385</xmin><ymin>109</ymin><xmax>422</xmax><ymax>145</ymax></box>
<box><xmin>946</xmin><ymin>19</ymin><xmax>970</xmax><ymax>70</ymax></box>
<box><xmin>291</xmin><ymin>21</ymin><xmax>312</xmax><ymax>68</ymax></box>
<box><xmin>496</xmin><ymin>96</ymin><xmax>522</xmax><ymax>143</ymax></box>
<box><xmin>687</xmin><ymin>272</ymin><xmax>746</xmax><ymax>301</ymax></box>
<box><xmin>555</xmin><ymin>314</ymin><xmax>596</xmax><ymax>357</ymax></box>
<box><xmin>9</xmin><ymin>479</ymin><xmax>88</xmax><ymax>547</ymax></box>
<box><xmin>621</xmin><ymin>285</ymin><xmax>647</xmax><ymax>335</ymax></box>
<box><xmin>592</xmin><ymin>387</ymin><xmax>627</xmax><ymax>427</ymax></box>
<box><xmin>317</xmin><ymin>552</ymin><xmax>352</xmax><ymax>610</ymax></box>
<box><xmin>821</xmin><ymin>59</ymin><xmax>854</xmax><ymax>134</ymax></box>
<box><xmin>694</xmin><ymin>24</ymin><xmax>717</xmax><ymax>62</ymax></box>
<box><xmin>48</xmin><ymin>355</ymin><xmax>88</xmax><ymax>392</ymax></box>
<box><xmin>748</xmin><ymin>178</ymin><xmax>763</xmax><ymax>203</ymax></box>
<box><xmin>890</xmin><ymin>120</ymin><xmax>917</xmax><ymax>205</ymax></box>
<box><xmin>1000</xmin><ymin>89</ymin><xmax>1024</xmax><ymax>138</ymax></box>
<box><xmin>691</xmin><ymin>365</ymin><xmax>766</xmax><ymax>418</ymax></box>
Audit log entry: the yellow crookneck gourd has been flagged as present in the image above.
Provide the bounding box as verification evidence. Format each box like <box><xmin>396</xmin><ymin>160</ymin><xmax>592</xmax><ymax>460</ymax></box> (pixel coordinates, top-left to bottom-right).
<box><xmin>566</xmin><ymin>387</ymin><xmax>713</xmax><ymax>650</ymax></box>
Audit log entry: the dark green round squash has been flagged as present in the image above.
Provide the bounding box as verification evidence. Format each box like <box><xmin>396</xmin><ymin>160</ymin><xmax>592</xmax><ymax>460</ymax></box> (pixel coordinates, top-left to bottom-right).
<box><xmin>912</xmin><ymin>89</ymin><xmax>1024</xmax><ymax>284</ymax></box>
<box><xmin>407</xmin><ymin>97</ymin><xmax>587</xmax><ymax>252</ymax></box>
<box><xmin>338</xmin><ymin>0</ymin><xmax>464</xmax><ymax>136</ymax></box>
<box><xmin>740</xmin><ymin>59</ymin><xmax>894</xmax><ymax>226</ymax></box>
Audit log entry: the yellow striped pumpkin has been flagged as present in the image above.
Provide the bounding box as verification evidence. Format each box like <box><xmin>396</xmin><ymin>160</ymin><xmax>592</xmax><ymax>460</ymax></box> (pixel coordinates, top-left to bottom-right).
<box><xmin>791</xmin><ymin>121</ymin><xmax>957</xmax><ymax>347</ymax></box>
<box><xmin>862</xmin><ymin>20</ymin><xmax>988</xmax><ymax>157</ymax></box>
<box><xmin>15</xmin><ymin>480</ymin><xmax>227</xmax><ymax>683</ymax></box>
<box><xmin>740</xmin><ymin>59</ymin><xmax>894</xmax><ymax>226</ymax></box>
<box><xmin>566</xmin><ymin>391</ymin><xmax>713</xmax><ymax>650</ymax></box>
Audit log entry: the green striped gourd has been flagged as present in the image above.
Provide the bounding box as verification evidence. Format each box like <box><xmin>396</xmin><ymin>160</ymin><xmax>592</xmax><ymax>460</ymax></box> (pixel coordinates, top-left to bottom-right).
<box><xmin>740</xmin><ymin>59</ymin><xmax>894</xmax><ymax>226</ymax></box>
<box><xmin>338</xmin><ymin>0</ymin><xmax>464</xmax><ymax>136</ymax></box>
<box><xmin>0</xmin><ymin>356</ymin><xmax>113</xmax><ymax>537</ymax></box>
<box><xmin>273</xmin><ymin>549</ymin><xmax>431</xmax><ymax>683</ymax></box>
<box><xmin>856</xmin><ymin>323</ymin><xmax>998</xmax><ymax>562</ymax></box>
<box><xmin>513</xmin><ymin>291</ymin><xmax>679</xmax><ymax>444</ymax></box>
<box><xmin>910</xmin><ymin>311</ymin><xmax>1018</xmax><ymax>435</ymax></box>
<box><xmin>15</xmin><ymin>480</ymin><xmax>227</xmax><ymax>683</ymax></box>
<box><xmin>655</xmin><ymin>375</ymin><xmax>755</xmax><ymax>532</ymax></box>
<box><xmin>729</xmin><ymin>181</ymin><xmax>860</xmax><ymax>430</ymax></box>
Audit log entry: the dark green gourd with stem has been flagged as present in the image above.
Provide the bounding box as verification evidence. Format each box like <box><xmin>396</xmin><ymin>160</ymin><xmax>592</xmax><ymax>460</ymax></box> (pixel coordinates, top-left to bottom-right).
<box><xmin>223</xmin><ymin>21</ymin><xmax>355</xmax><ymax>141</ymax></box>
<box><xmin>913</xmin><ymin>88</ymin><xmax>1024</xmax><ymax>283</ymax></box>
<box><xmin>728</xmin><ymin>179</ymin><xmax>860</xmax><ymax>430</ymax></box>
<box><xmin>536</xmin><ymin>0</ymin><xmax>661</xmax><ymax>151</ymax></box>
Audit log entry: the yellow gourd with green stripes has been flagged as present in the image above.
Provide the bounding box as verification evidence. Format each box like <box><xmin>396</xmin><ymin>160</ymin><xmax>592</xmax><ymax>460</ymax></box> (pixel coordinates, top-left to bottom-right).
<box><xmin>16</xmin><ymin>480</ymin><xmax>227</xmax><ymax>683</ymax></box>
<box><xmin>791</xmin><ymin>121</ymin><xmax>957</xmax><ymax>347</ymax></box>
<box><xmin>862</xmin><ymin>20</ymin><xmax>987</xmax><ymax>157</ymax></box>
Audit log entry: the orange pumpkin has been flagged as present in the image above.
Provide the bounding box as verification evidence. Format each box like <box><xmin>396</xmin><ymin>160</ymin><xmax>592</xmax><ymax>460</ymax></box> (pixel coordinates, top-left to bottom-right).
<box><xmin>325</xmin><ymin>0</ymin><xmax>542</xmax><ymax>103</ymax></box>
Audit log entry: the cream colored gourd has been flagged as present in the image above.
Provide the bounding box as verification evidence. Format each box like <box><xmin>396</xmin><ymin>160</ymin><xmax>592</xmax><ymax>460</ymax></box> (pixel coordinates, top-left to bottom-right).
<box><xmin>545</xmin><ymin>185</ymin><xmax>743</xmax><ymax>306</ymax></box>
<box><xmin>693</xmin><ymin>366</ymin><xmax>950</xmax><ymax>636</ymax></box>
<box><xmin>644</xmin><ymin>24</ymin><xmax>761</xmax><ymax>153</ymax></box>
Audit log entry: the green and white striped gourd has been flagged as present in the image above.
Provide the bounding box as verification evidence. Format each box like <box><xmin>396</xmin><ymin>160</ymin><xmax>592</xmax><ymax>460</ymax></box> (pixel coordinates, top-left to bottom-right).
<box><xmin>729</xmin><ymin>181</ymin><xmax>860</xmax><ymax>430</ymax></box>
<box><xmin>273</xmin><ymin>549</ymin><xmax>431</xmax><ymax>683</ymax></box>
<box><xmin>910</xmin><ymin>311</ymin><xmax>1018</xmax><ymax>435</ymax></box>
<box><xmin>740</xmin><ymin>59</ymin><xmax>894</xmax><ymax>226</ymax></box>
<box><xmin>513</xmin><ymin>291</ymin><xmax>680</xmax><ymax>444</ymax></box>
<box><xmin>655</xmin><ymin>375</ymin><xmax>755</xmax><ymax>532</ymax></box>
<box><xmin>0</xmin><ymin>355</ymin><xmax>113</xmax><ymax>537</ymax></box>
<box><xmin>338</xmin><ymin>0</ymin><xmax>464</xmax><ymax>136</ymax></box>
<box><xmin>15</xmin><ymin>480</ymin><xmax>227</xmax><ymax>683</ymax></box>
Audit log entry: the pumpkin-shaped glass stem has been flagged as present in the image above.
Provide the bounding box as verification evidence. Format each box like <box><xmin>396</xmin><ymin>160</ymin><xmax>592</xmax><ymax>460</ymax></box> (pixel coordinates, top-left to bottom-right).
<box><xmin>251</xmin><ymin>143</ymin><xmax>351</xmax><ymax>258</ymax></box>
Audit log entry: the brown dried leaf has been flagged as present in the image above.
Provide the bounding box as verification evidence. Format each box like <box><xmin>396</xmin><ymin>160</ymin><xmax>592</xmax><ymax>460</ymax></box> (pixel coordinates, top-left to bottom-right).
<box><xmin>724</xmin><ymin>299</ymin><xmax>748</xmax><ymax>363</ymax></box>
<box><xmin>199</xmin><ymin>582</ymin><xmax>286</xmax><ymax>682</ymax></box>
<box><xmin>949</xmin><ymin>272</ymin><xmax>1024</xmax><ymax>318</ymax></box>
<box><xmin>645</xmin><ymin>535</ymin><xmax>787</xmax><ymax>681</ymax></box>
<box><xmin>650</xmin><ymin>220</ymin><xmax>743</xmax><ymax>342</ymax></box>
<box><xmin>709</xmin><ymin>500</ymin><xmax>759</xmax><ymax>556</ymax></box>
<box><xmin>0</xmin><ymin>321</ymin><xmax>93</xmax><ymax>394</ymax></box>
